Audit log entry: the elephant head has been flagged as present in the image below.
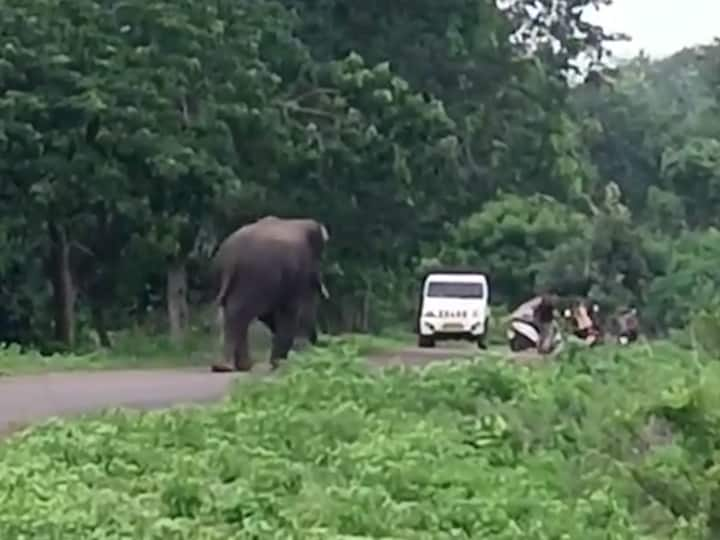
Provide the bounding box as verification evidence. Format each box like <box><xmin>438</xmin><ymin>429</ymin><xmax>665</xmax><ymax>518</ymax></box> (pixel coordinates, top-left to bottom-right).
<box><xmin>211</xmin><ymin>215</ymin><xmax>330</xmax><ymax>372</ymax></box>
<box><xmin>256</xmin><ymin>215</ymin><xmax>329</xmax><ymax>260</ymax></box>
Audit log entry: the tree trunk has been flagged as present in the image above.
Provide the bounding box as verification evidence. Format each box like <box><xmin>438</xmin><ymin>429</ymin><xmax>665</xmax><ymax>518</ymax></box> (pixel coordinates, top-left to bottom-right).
<box><xmin>167</xmin><ymin>262</ymin><xmax>189</xmax><ymax>343</ymax></box>
<box><xmin>91</xmin><ymin>303</ymin><xmax>112</xmax><ymax>348</ymax></box>
<box><xmin>339</xmin><ymin>297</ymin><xmax>357</xmax><ymax>332</ymax></box>
<box><xmin>361</xmin><ymin>278</ymin><xmax>372</xmax><ymax>333</ymax></box>
<box><xmin>48</xmin><ymin>221</ymin><xmax>76</xmax><ymax>348</ymax></box>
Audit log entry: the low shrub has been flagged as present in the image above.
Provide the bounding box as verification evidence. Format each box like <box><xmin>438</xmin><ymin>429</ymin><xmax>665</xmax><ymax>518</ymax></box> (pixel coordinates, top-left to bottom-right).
<box><xmin>0</xmin><ymin>341</ymin><xmax>718</xmax><ymax>538</ymax></box>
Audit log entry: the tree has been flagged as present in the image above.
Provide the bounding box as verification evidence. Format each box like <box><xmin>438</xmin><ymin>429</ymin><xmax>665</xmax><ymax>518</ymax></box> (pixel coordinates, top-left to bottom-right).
<box><xmin>443</xmin><ymin>193</ymin><xmax>590</xmax><ymax>305</ymax></box>
<box><xmin>536</xmin><ymin>183</ymin><xmax>667</xmax><ymax>315</ymax></box>
<box><xmin>278</xmin><ymin>0</ymin><xmax>620</xmax><ymax>203</ymax></box>
<box><xmin>570</xmin><ymin>45</ymin><xmax>718</xmax><ymax>214</ymax></box>
<box><xmin>0</xmin><ymin>0</ymin><xmax>127</xmax><ymax>348</ymax></box>
<box><xmin>213</xmin><ymin>52</ymin><xmax>464</xmax><ymax>329</ymax></box>
<box><xmin>645</xmin><ymin>228</ymin><xmax>720</xmax><ymax>331</ymax></box>
<box><xmin>661</xmin><ymin>137</ymin><xmax>720</xmax><ymax>228</ymax></box>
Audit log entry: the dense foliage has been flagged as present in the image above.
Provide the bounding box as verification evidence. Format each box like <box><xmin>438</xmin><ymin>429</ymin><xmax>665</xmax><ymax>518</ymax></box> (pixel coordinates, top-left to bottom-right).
<box><xmin>3</xmin><ymin>342</ymin><xmax>720</xmax><ymax>537</ymax></box>
<box><xmin>0</xmin><ymin>0</ymin><xmax>719</xmax><ymax>350</ymax></box>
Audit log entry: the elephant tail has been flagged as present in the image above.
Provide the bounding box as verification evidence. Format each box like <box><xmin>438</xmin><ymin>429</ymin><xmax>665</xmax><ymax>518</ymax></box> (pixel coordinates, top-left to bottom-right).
<box><xmin>214</xmin><ymin>270</ymin><xmax>234</xmax><ymax>307</ymax></box>
<box><xmin>214</xmin><ymin>271</ymin><xmax>233</xmax><ymax>349</ymax></box>
<box><xmin>216</xmin><ymin>304</ymin><xmax>225</xmax><ymax>349</ymax></box>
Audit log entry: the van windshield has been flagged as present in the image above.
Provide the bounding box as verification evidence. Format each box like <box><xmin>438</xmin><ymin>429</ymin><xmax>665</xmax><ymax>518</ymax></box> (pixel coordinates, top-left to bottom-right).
<box><xmin>426</xmin><ymin>281</ymin><xmax>484</xmax><ymax>299</ymax></box>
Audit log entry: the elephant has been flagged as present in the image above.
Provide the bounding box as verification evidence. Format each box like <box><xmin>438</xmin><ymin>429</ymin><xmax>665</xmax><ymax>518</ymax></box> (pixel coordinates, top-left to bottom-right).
<box><xmin>259</xmin><ymin>272</ymin><xmax>329</xmax><ymax>345</ymax></box>
<box><xmin>211</xmin><ymin>215</ymin><xmax>330</xmax><ymax>372</ymax></box>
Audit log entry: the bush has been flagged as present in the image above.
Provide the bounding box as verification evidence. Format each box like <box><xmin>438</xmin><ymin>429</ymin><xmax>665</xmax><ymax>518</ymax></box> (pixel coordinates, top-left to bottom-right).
<box><xmin>2</xmin><ymin>342</ymin><xmax>720</xmax><ymax>537</ymax></box>
<box><xmin>535</xmin><ymin>208</ymin><xmax>668</xmax><ymax>315</ymax></box>
<box><xmin>443</xmin><ymin>193</ymin><xmax>591</xmax><ymax>305</ymax></box>
<box><xmin>645</xmin><ymin>228</ymin><xmax>720</xmax><ymax>332</ymax></box>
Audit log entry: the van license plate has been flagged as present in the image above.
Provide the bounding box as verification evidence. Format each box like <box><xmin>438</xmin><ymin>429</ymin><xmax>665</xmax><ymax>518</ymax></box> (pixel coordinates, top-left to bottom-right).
<box><xmin>442</xmin><ymin>323</ymin><xmax>463</xmax><ymax>331</ymax></box>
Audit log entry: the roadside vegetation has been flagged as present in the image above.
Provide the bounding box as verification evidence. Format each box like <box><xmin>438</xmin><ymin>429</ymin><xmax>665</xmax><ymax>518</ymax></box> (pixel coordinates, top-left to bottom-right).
<box><xmin>2</xmin><ymin>339</ymin><xmax>720</xmax><ymax>538</ymax></box>
<box><xmin>0</xmin><ymin>305</ymin><xmax>251</xmax><ymax>374</ymax></box>
<box><xmin>0</xmin><ymin>322</ymin><xmax>415</xmax><ymax>376</ymax></box>
<box><xmin>0</xmin><ymin>324</ymin><xmax>219</xmax><ymax>375</ymax></box>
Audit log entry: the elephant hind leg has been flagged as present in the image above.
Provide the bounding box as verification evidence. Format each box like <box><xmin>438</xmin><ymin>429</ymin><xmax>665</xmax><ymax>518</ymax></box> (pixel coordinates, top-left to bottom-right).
<box><xmin>232</xmin><ymin>323</ymin><xmax>252</xmax><ymax>372</ymax></box>
<box><xmin>218</xmin><ymin>306</ymin><xmax>252</xmax><ymax>372</ymax></box>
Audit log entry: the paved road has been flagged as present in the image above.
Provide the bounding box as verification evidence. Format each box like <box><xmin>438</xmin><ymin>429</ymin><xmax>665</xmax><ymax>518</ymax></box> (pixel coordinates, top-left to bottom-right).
<box><xmin>0</xmin><ymin>368</ymin><xmax>243</xmax><ymax>436</ymax></box>
<box><xmin>0</xmin><ymin>345</ymin><xmax>485</xmax><ymax>437</ymax></box>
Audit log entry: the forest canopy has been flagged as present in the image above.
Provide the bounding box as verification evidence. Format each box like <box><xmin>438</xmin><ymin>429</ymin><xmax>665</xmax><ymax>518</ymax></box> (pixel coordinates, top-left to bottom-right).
<box><xmin>0</xmin><ymin>0</ymin><xmax>718</xmax><ymax>350</ymax></box>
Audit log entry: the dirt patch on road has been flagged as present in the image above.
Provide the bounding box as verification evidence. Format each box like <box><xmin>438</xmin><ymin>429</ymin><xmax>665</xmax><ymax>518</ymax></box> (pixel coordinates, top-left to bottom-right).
<box><xmin>365</xmin><ymin>345</ymin><xmax>479</xmax><ymax>368</ymax></box>
<box><xmin>364</xmin><ymin>343</ymin><xmax>547</xmax><ymax>369</ymax></box>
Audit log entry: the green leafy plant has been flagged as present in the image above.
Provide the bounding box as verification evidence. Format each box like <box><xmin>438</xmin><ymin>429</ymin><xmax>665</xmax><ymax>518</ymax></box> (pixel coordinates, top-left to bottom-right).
<box><xmin>1</xmin><ymin>341</ymin><xmax>719</xmax><ymax>538</ymax></box>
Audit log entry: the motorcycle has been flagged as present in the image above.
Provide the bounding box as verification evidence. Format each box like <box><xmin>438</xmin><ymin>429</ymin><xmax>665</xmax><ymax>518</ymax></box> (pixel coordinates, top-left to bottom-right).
<box><xmin>561</xmin><ymin>299</ymin><xmax>603</xmax><ymax>347</ymax></box>
<box><xmin>506</xmin><ymin>295</ymin><xmax>562</xmax><ymax>354</ymax></box>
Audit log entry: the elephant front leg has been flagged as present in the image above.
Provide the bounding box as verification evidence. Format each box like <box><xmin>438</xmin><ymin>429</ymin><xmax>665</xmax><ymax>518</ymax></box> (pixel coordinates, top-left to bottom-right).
<box><xmin>307</xmin><ymin>325</ymin><xmax>318</xmax><ymax>345</ymax></box>
<box><xmin>258</xmin><ymin>311</ymin><xmax>276</xmax><ymax>333</ymax></box>
<box><xmin>269</xmin><ymin>306</ymin><xmax>300</xmax><ymax>370</ymax></box>
<box><xmin>231</xmin><ymin>321</ymin><xmax>252</xmax><ymax>371</ymax></box>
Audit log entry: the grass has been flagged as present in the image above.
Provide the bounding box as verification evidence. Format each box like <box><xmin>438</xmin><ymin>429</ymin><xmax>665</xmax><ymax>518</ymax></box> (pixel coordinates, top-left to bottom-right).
<box><xmin>0</xmin><ymin>323</ymin><xmax>414</xmax><ymax>376</ymax></box>
<box><xmin>323</xmin><ymin>330</ymin><xmax>414</xmax><ymax>355</ymax></box>
<box><xmin>0</xmin><ymin>323</ymin><xmax>263</xmax><ymax>376</ymax></box>
<box><xmin>1</xmin><ymin>338</ymin><xmax>719</xmax><ymax>537</ymax></box>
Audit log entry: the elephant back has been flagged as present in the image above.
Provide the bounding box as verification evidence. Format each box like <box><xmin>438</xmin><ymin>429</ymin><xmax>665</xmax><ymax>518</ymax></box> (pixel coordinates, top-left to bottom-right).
<box><xmin>254</xmin><ymin>216</ymin><xmax>328</xmax><ymax>259</ymax></box>
<box><xmin>212</xmin><ymin>216</ymin><xmax>329</xmax><ymax>304</ymax></box>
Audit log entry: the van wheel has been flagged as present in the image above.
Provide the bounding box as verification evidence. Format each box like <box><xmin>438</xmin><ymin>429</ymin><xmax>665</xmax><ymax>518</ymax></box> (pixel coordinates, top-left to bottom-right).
<box><xmin>477</xmin><ymin>335</ymin><xmax>487</xmax><ymax>350</ymax></box>
<box><xmin>418</xmin><ymin>335</ymin><xmax>435</xmax><ymax>348</ymax></box>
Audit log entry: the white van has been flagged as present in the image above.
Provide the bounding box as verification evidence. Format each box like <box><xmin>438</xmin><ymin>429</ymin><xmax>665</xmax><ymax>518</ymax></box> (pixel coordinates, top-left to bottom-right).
<box><xmin>416</xmin><ymin>270</ymin><xmax>490</xmax><ymax>349</ymax></box>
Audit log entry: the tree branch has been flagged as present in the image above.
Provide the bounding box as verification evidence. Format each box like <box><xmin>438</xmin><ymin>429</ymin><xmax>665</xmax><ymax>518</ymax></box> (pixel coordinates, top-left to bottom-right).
<box><xmin>282</xmin><ymin>103</ymin><xmax>337</xmax><ymax>120</ymax></box>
